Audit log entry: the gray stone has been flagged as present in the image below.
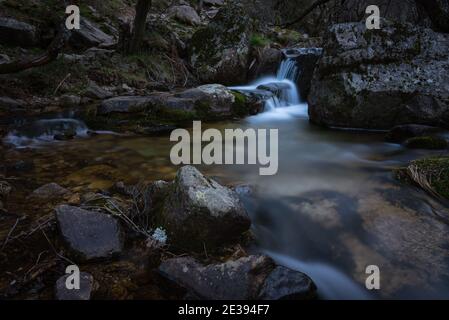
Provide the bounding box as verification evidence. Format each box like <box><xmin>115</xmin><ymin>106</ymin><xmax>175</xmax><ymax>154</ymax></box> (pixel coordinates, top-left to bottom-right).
<box><xmin>258</xmin><ymin>266</ymin><xmax>316</xmax><ymax>300</ymax></box>
<box><xmin>0</xmin><ymin>97</ymin><xmax>24</xmax><ymax>111</ymax></box>
<box><xmin>0</xmin><ymin>53</ymin><xmax>10</xmax><ymax>64</ymax></box>
<box><xmin>60</xmin><ymin>94</ymin><xmax>81</xmax><ymax>108</ymax></box>
<box><xmin>69</xmin><ymin>18</ymin><xmax>115</xmax><ymax>50</ymax></box>
<box><xmin>85</xmin><ymin>81</ymin><xmax>113</xmax><ymax>100</ymax></box>
<box><xmin>160</xmin><ymin>166</ymin><xmax>251</xmax><ymax>251</ymax></box>
<box><xmin>55</xmin><ymin>272</ymin><xmax>94</xmax><ymax>300</ymax></box>
<box><xmin>169</xmin><ymin>5</ymin><xmax>201</xmax><ymax>26</ymax></box>
<box><xmin>55</xmin><ymin>205</ymin><xmax>123</xmax><ymax>261</ymax></box>
<box><xmin>98</xmin><ymin>96</ymin><xmax>156</xmax><ymax>114</ymax></box>
<box><xmin>308</xmin><ymin>19</ymin><xmax>449</xmax><ymax>129</ymax></box>
<box><xmin>159</xmin><ymin>255</ymin><xmax>274</xmax><ymax>299</ymax></box>
<box><xmin>30</xmin><ymin>183</ymin><xmax>70</xmax><ymax>200</ymax></box>
<box><xmin>0</xmin><ymin>17</ymin><xmax>37</xmax><ymax>47</ymax></box>
<box><xmin>204</xmin><ymin>0</ymin><xmax>225</xmax><ymax>6</ymax></box>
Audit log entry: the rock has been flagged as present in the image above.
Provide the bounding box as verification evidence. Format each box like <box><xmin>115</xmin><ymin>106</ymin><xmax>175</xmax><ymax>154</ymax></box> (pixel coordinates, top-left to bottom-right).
<box><xmin>0</xmin><ymin>97</ymin><xmax>24</xmax><ymax>112</ymax></box>
<box><xmin>69</xmin><ymin>18</ymin><xmax>115</xmax><ymax>50</ymax></box>
<box><xmin>404</xmin><ymin>136</ymin><xmax>448</xmax><ymax>150</ymax></box>
<box><xmin>385</xmin><ymin>124</ymin><xmax>444</xmax><ymax>143</ymax></box>
<box><xmin>55</xmin><ymin>272</ymin><xmax>94</xmax><ymax>300</ymax></box>
<box><xmin>0</xmin><ymin>17</ymin><xmax>37</xmax><ymax>47</ymax></box>
<box><xmin>98</xmin><ymin>96</ymin><xmax>155</xmax><ymax>114</ymax></box>
<box><xmin>55</xmin><ymin>205</ymin><xmax>123</xmax><ymax>261</ymax></box>
<box><xmin>0</xmin><ymin>54</ymin><xmax>10</xmax><ymax>64</ymax></box>
<box><xmin>204</xmin><ymin>0</ymin><xmax>225</xmax><ymax>6</ymax></box>
<box><xmin>258</xmin><ymin>266</ymin><xmax>316</xmax><ymax>300</ymax></box>
<box><xmin>188</xmin><ymin>3</ymin><xmax>254</xmax><ymax>85</ymax></box>
<box><xmin>85</xmin><ymin>81</ymin><xmax>114</xmax><ymax>100</ymax></box>
<box><xmin>257</xmin><ymin>82</ymin><xmax>291</xmax><ymax>96</ymax></box>
<box><xmin>0</xmin><ymin>180</ymin><xmax>12</xmax><ymax>198</ymax></box>
<box><xmin>308</xmin><ymin>19</ymin><xmax>449</xmax><ymax>129</ymax></box>
<box><xmin>59</xmin><ymin>95</ymin><xmax>81</xmax><ymax>108</ymax></box>
<box><xmin>285</xmin><ymin>47</ymin><xmax>322</xmax><ymax>100</ymax></box>
<box><xmin>177</xmin><ymin>84</ymin><xmax>236</xmax><ymax>116</ymax></box>
<box><xmin>160</xmin><ymin>166</ymin><xmax>251</xmax><ymax>251</ymax></box>
<box><xmin>169</xmin><ymin>5</ymin><xmax>201</xmax><ymax>26</ymax></box>
<box><xmin>135</xmin><ymin>124</ymin><xmax>177</xmax><ymax>136</ymax></box>
<box><xmin>159</xmin><ymin>255</ymin><xmax>275</xmax><ymax>299</ymax></box>
<box><xmin>248</xmin><ymin>47</ymin><xmax>283</xmax><ymax>81</ymax></box>
<box><xmin>30</xmin><ymin>183</ymin><xmax>70</xmax><ymax>200</ymax></box>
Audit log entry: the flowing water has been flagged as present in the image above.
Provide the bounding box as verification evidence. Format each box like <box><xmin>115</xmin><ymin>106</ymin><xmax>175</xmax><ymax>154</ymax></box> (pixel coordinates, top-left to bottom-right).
<box><xmin>2</xmin><ymin>53</ymin><xmax>449</xmax><ymax>299</ymax></box>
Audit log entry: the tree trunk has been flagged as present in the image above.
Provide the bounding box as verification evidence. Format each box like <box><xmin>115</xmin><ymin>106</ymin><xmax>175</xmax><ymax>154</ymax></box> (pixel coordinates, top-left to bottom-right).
<box><xmin>128</xmin><ymin>0</ymin><xmax>152</xmax><ymax>54</ymax></box>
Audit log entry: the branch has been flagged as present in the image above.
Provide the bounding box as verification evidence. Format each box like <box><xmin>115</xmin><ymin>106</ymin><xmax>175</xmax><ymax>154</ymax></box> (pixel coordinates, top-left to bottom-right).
<box><xmin>0</xmin><ymin>22</ymin><xmax>71</xmax><ymax>74</ymax></box>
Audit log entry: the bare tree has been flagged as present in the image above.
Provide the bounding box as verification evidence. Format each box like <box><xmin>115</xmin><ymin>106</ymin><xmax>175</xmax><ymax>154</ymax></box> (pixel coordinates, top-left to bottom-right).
<box><xmin>128</xmin><ymin>0</ymin><xmax>152</xmax><ymax>53</ymax></box>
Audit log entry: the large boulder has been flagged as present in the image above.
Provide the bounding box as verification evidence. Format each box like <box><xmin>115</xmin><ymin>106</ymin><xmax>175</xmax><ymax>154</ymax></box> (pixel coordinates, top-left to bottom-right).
<box><xmin>0</xmin><ymin>17</ymin><xmax>37</xmax><ymax>47</ymax></box>
<box><xmin>159</xmin><ymin>166</ymin><xmax>251</xmax><ymax>251</ymax></box>
<box><xmin>159</xmin><ymin>255</ymin><xmax>274</xmax><ymax>299</ymax></box>
<box><xmin>308</xmin><ymin>20</ymin><xmax>449</xmax><ymax>129</ymax></box>
<box><xmin>159</xmin><ymin>255</ymin><xmax>317</xmax><ymax>300</ymax></box>
<box><xmin>188</xmin><ymin>3</ymin><xmax>254</xmax><ymax>85</ymax></box>
<box><xmin>55</xmin><ymin>205</ymin><xmax>124</xmax><ymax>262</ymax></box>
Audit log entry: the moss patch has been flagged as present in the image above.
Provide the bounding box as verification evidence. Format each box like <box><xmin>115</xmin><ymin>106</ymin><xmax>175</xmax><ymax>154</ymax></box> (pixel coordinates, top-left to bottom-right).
<box><xmin>404</xmin><ymin>136</ymin><xmax>448</xmax><ymax>150</ymax></box>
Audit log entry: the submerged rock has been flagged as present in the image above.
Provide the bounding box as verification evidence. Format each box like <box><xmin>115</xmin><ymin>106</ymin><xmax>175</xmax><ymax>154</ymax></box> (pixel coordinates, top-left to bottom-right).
<box><xmin>159</xmin><ymin>255</ymin><xmax>274</xmax><ymax>299</ymax></box>
<box><xmin>385</xmin><ymin>124</ymin><xmax>444</xmax><ymax>143</ymax></box>
<box><xmin>0</xmin><ymin>17</ymin><xmax>37</xmax><ymax>47</ymax></box>
<box><xmin>55</xmin><ymin>272</ymin><xmax>94</xmax><ymax>300</ymax></box>
<box><xmin>159</xmin><ymin>166</ymin><xmax>251</xmax><ymax>251</ymax></box>
<box><xmin>308</xmin><ymin>19</ymin><xmax>449</xmax><ymax>129</ymax></box>
<box><xmin>30</xmin><ymin>183</ymin><xmax>70</xmax><ymax>200</ymax></box>
<box><xmin>55</xmin><ymin>205</ymin><xmax>123</xmax><ymax>261</ymax></box>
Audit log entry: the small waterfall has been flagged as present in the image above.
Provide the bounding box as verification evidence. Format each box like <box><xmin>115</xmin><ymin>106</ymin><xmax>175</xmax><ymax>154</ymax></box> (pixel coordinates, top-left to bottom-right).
<box><xmin>277</xmin><ymin>58</ymin><xmax>299</xmax><ymax>82</ymax></box>
<box><xmin>229</xmin><ymin>53</ymin><xmax>305</xmax><ymax>117</ymax></box>
<box><xmin>3</xmin><ymin>118</ymin><xmax>89</xmax><ymax>148</ymax></box>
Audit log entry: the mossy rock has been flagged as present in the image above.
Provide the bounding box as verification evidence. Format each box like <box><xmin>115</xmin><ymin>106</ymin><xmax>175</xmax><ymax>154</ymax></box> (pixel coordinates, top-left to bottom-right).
<box><xmin>404</xmin><ymin>136</ymin><xmax>448</xmax><ymax>150</ymax></box>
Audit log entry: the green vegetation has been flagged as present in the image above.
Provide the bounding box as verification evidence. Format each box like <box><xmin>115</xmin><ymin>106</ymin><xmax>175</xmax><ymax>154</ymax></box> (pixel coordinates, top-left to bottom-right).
<box><xmin>404</xmin><ymin>136</ymin><xmax>448</xmax><ymax>149</ymax></box>
<box><xmin>395</xmin><ymin>156</ymin><xmax>449</xmax><ymax>199</ymax></box>
<box><xmin>250</xmin><ymin>34</ymin><xmax>270</xmax><ymax>47</ymax></box>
